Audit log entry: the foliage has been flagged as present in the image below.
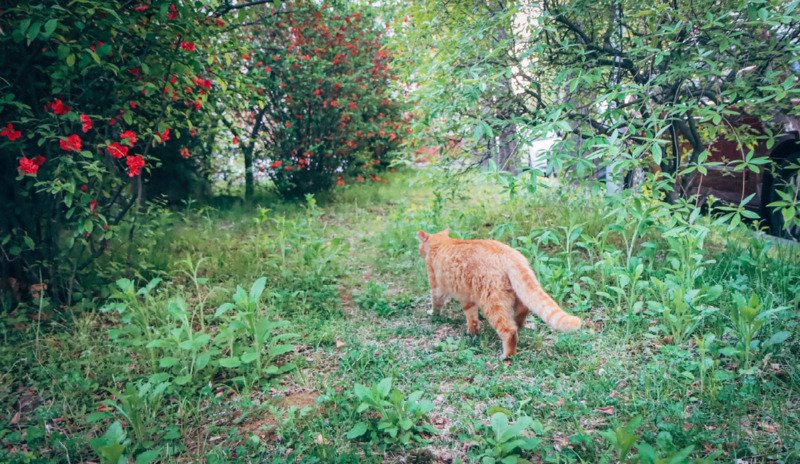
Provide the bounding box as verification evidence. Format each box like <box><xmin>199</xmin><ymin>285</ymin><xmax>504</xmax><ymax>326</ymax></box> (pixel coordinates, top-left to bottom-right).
<box><xmin>0</xmin><ymin>1</ymin><xmax>227</xmax><ymax>300</ymax></box>
<box><xmin>396</xmin><ymin>0</ymin><xmax>800</xmax><ymax>234</ymax></box>
<box><xmin>346</xmin><ymin>377</ymin><xmax>439</xmax><ymax>447</ymax></box>
<box><xmin>473</xmin><ymin>412</ymin><xmax>542</xmax><ymax>464</ymax></box>
<box><xmin>221</xmin><ymin>1</ymin><xmax>410</xmax><ymax>197</ymax></box>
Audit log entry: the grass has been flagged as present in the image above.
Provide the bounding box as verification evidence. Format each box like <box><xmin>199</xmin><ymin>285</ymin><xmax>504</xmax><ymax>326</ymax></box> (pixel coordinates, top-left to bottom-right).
<box><xmin>1</xmin><ymin>168</ymin><xmax>799</xmax><ymax>463</ymax></box>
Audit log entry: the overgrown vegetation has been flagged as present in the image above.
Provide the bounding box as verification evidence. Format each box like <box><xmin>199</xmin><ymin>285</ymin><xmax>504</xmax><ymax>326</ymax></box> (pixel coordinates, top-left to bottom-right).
<box><xmin>1</xmin><ymin>170</ymin><xmax>797</xmax><ymax>462</ymax></box>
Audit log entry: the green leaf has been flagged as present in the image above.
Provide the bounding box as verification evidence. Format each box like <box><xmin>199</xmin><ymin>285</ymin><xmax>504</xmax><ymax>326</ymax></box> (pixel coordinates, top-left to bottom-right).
<box><xmin>267</xmin><ymin>344</ymin><xmax>294</xmax><ymax>358</ymax></box>
<box><xmin>66</xmin><ymin>53</ymin><xmax>76</xmax><ymax>67</ymax></box>
<box><xmin>249</xmin><ymin>276</ymin><xmax>267</xmax><ymax>302</ymax></box>
<box><xmin>158</xmin><ymin>357</ymin><xmax>180</xmax><ymax>368</ymax></box>
<box><xmin>43</xmin><ymin>19</ymin><xmax>58</xmax><ymax>37</ymax></box>
<box><xmin>26</xmin><ymin>21</ymin><xmax>42</xmax><ymax>43</ymax></box>
<box><xmin>763</xmin><ymin>330</ymin><xmax>791</xmax><ymax>347</ymax></box>
<box><xmin>195</xmin><ymin>351</ymin><xmax>211</xmax><ymax>370</ymax></box>
<box><xmin>376</xmin><ymin>377</ymin><xmax>392</xmax><ymax>397</ymax></box>
<box><xmin>346</xmin><ymin>422</ymin><xmax>368</xmax><ymax>439</ymax></box>
<box><xmin>219</xmin><ymin>357</ymin><xmax>242</xmax><ymax>368</ymax></box>
<box><xmin>135</xmin><ymin>449</ymin><xmax>161</xmax><ymax>464</ymax></box>
<box><xmin>174</xmin><ymin>374</ymin><xmax>192</xmax><ymax>385</ymax></box>
<box><xmin>240</xmin><ymin>350</ymin><xmax>259</xmax><ymax>364</ymax></box>
<box><xmin>214</xmin><ymin>303</ymin><xmax>234</xmax><ymax>317</ymax></box>
<box><xmin>651</xmin><ymin>143</ymin><xmax>662</xmax><ymax>165</ymax></box>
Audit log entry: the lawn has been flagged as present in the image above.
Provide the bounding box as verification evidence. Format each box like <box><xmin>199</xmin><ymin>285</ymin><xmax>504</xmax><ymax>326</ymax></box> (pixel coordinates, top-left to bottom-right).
<box><xmin>1</xmin><ymin>169</ymin><xmax>798</xmax><ymax>463</ymax></box>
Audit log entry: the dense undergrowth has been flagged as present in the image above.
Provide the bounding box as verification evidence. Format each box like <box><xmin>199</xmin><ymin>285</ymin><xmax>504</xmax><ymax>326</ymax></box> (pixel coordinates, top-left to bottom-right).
<box><xmin>1</xmin><ymin>169</ymin><xmax>798</xmax><ymax>463</ymax></box>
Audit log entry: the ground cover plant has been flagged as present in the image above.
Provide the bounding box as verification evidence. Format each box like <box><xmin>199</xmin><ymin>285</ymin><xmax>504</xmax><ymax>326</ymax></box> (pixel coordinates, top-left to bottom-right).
<box><xmin>2</xmin><ymin>0</ymin><xmax>800</xmax><ymax>462</ymax></box>
<box><xmin>1</xmin><ymin>169</ymin><xmax>798</xmax><ymax>462</ymax></box>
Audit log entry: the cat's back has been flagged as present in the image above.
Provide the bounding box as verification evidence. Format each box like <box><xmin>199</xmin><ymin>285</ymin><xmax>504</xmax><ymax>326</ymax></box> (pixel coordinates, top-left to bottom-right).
<box><xmin>435</xmin><ymin>236</ymin><xmax>525</xmax><ymax>266</ymax></box>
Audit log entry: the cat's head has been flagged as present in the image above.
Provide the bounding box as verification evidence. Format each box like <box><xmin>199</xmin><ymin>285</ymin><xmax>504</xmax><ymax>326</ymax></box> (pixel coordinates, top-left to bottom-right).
<box><xmin>416</xmin><ymin>228</ymin><xmax>449</xmax><ymax>258</ymax></box>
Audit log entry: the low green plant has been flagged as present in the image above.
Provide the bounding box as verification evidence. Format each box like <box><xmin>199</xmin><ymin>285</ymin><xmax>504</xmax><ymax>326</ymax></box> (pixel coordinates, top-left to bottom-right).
<box><xmin>214</xmin><ymin>277</ymin><xmax>297</xmax><ymax>378</ymax></box>
<box><xmin>99</xmin><ymin>381</ymin><xmax>169</xmax><ymax>457</ymax></box>
<box><xmin>647</xmin><ymin>278</ymin><xmax>722</xmax><ymax>345</ymax></box>
<box><xmin>346</xmin><ymin>377</ymin><xmax>439</xmax><ymax>447</ymax></box>
<box><xmin>727</xmin><ymin>292</ymin><xmax>790</xmax><ymax>369</ymax></box>
<box><xmin>599</xmin><ymin>417</ymin><xmax>715</xmax><ymax>464</ymax></box>
<box><xmin>473</xmin><ymin>412</ymin><xmax>541</xmax><ymax>464</ymax></box>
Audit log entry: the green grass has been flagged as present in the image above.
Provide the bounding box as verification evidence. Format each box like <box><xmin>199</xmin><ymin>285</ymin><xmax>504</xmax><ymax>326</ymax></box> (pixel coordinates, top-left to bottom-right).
<box><xmin>1</xmin><ymin>169</ymin><xmax>799</xmax><ymax>463</ymax></box>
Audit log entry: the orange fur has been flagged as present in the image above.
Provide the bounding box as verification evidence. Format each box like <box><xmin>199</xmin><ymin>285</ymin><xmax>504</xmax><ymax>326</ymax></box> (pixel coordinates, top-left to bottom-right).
<box><xmin>417</xmin><ymin>229</ymin><xmax>581</xmax><ymax>359</ymax></box>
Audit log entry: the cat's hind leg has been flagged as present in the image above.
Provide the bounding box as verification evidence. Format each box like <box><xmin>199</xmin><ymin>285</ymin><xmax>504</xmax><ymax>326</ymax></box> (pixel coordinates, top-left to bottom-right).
<box><xmin>514</xmin><ymin>298</ymin><xmax>530</xmax><ymax>329</ymax></box>
<box><xmin>482</xmin><ymin>296</ymin><xmax>519</xmax><ymax>359</ymax></box>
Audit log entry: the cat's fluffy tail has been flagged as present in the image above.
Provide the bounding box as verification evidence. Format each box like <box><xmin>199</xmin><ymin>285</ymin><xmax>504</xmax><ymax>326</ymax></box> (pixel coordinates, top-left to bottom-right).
<box><xmin>507</xmin><ymin>261</ymin><xmax>581</xmax><ymax>332</ymax></box>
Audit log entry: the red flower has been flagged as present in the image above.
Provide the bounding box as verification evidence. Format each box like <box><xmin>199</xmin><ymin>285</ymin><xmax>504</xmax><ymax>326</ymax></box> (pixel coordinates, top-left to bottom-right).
<box><xmin>32</xmin><ymin>155</ymin><xmax>46</xmax><ymax>166</ymax></box>
<box><xmin>180</xmin><ymin>42</ymin><xmax>196</xmax><ymax>52</ymax></box>
<box><xmin>80</xmin><ymin>184</ymin><xmax>88</xmax><ymax>192</ymax></box>
<box><xmin>179</xmin><ymin>147</ymin><xmax>190</xmax><ymax>158</ymax></box>
<box><xmin>264</xmin><ymin>66</ymin><xmax>272</xmax><ymax>72</ymax></box>
<box><xmin>336</xmin><ymin>177</ymin><xmax>345</xmax><ymax>186</ymax></box>
<box><xmin>60</xmin><ymin>134</ymin><xmax>82</xmax><ymax>152</ymax></box>
<box><xmin>232</xmin><ymin>136</ymin><xmax>239</xmax><ymax>145</ymax></box>
<box><xmin>389</xmin><ymin>132</ymin><xmax>397</xmax><ymax>141</ymax></box>
<box><xmin>284</xmin><ymin>122</ymin><xmax>292</xmax><ymax>128</ymax></box>
<box><xmin>313</xmin><ymin>88</ymin><xmax>322</xmax><ymax>96</ymax></box>
<box><xmin>89</xmin><ymin>200</ymin><xmax>98</xmax><ymax>213</ymax></box>
<box><xmin>18</xmin><ymin>157</ymin><xmax>39</xmax><ymax>176</ymax></box>
<box><xmin>379</xmin><ymin>130</ymin><xmax>386</xmax><ymax>137</ymax></box>
<box><xmin>155</xmin><ymin>127</ymin><xmax>170</xmax><ymax>143</ymax></box>
<box><xmin>133</xmin><ymin>4</ymin><xmax>149</xmax><ymax>12</ymax></box>
<box><xmin>215</xmin><ymin>18</ymin><xmax>225</xmax><ymax>27</ymax></box>
<box><xmin>0</xmin><ymin>123</ymin><xmax>21</xmax><ymax>141</ymax></box>
<box><xmin>129</xmin><ymin>101</ymin><xmax>137</xmax><ymax>109</ymax></box>
<box><xmin>270</xmin><ymin>160</ymin><xmax>282</xmax><ymax>169</ymax></box>
<box><xmin>80</xmin><ymin>114</ymin><xmax>92</xmax><ymax>133</ymax></box>
<box><xmin>190</xmin><ymin>128</ymin><xmax>197</xmax><ymax>137</ymax></box>
<box><xmin>120</xmin><ymin>130</ymin><xmax>137</xmax><ymax>146</ymax></box>
<box><xmin>106</xmin><ymin>142</ymin><xmax>129</xmax><ymax>159</ymax></box>
<box><xmin>126</xmin><ymin>155</ymin><xmax>145</xmax><ymax>177</ymax></box>
<box><xmin>48</xmin><ymin>98</ymin><xmax>71</xmax><ymax>116</ymax></box>
<box><xmin>167</xmin><ymin>3</ymin><xmax>178</xmax><ymax>20</ymax></box>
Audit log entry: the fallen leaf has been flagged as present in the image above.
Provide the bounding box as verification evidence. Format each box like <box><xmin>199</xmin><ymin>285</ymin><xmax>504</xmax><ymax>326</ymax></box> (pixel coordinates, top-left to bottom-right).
<box><xmin>597</xmin><ymin>406</ymin><xmax>615</xmax><ymax>415</ymax></box>
<box><xmin>10</xmin><ymin>411</ymin><xmax>20</xmax><ymax>425</ymax></box>
<box><xmin>335</xmin><ymin>339</ymin><xmax>346</xmax><ymax>349</ymax></box>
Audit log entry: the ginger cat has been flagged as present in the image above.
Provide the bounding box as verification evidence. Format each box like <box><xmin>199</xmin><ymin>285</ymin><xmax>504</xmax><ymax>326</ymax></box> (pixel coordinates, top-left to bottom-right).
<box><xmin>417</xmin><ymin>229</ymin><xmax>581</xmax><ymax>359</ymax></box>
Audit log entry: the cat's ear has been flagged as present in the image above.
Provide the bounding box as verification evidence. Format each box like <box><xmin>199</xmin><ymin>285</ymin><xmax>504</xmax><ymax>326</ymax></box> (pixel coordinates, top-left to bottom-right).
<box><xmin>417</xmin><ymin>230</ymin><xmax>429</xmax><ymax>242</ymax></box>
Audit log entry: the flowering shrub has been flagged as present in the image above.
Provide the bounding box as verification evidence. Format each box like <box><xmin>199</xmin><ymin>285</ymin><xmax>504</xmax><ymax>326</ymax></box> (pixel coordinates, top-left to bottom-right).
<box><xmin>229</xmin><ymin>1</ymin><xmax>410</xmax><ymax>196</ymax></box>
<box><xmin>0</xmin><ymin>1</ymin><xmax>220</xmax><ymax>300</ymax></box>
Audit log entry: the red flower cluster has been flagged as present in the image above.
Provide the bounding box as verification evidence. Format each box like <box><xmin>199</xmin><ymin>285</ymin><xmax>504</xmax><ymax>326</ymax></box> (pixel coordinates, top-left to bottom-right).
<box><xmin>60</xmin><ymin>134</ymin><xmax>82</xmax><ymax>152</ymax></box>
<box><xmin>18</xmin><ymin>156</ymin><xmax>45</xmax><ymax>175</ymax></box>
<box><xmin>270</xmin><ymin>160</ymin><xmax>282</xmax><ymax>169</ymax></box>
<box><xmin>179</xmin><ymin>147</ymin><xmax>190</xmax><ymax>158</ymax></box>
<box><xmin>48</xmin><ymin>98</ymin><xmax>71</xmax><ymax>116</ymax></box>
<box><xmin>133</xmin><ymin>4</ymin><xmax>149</xmax><ymax>12</ymax></box>
<box><xmin>232</xmin><ymin>136</ymin><xmax>239</xmax><ymax>145</ymax></box>
<box><xmin>167</xmin><ymin>3</ymin><xmax>178</xmax><ymax>20</ymax></box>
<box><xmin>1</xmin><ymin>123</ymin><xmax>21</xmax><ymax>141</ymax></box>
<box><xmin>180</xmin><ymin>42</ymin><xmax>197</xmax><ymax>52</ymax></box>
<box><xmin>80</xmin><ymin>114</ymin><xmax>92</xmax><ymax>133</ymax></box>
<box><xmin>154</xmin><ymin>127</ymin><xmax>170</xmax><ymax>143</ymax></box>
<box><xmin>126</xmin><ymin>155</ymin><xmax>145</xmax><ymax>177</ymax></box>
<box><xmin>106</xmin><ymin>142</ymin><xmax>129</xmax><ymax>158</ymax></box>
<box><xmin>121</xmin><ymin>130</ymin><xmax>137</xmax><ymax>145</ymax></box>
<box><xmin>192</xmin><ymin>77</ymin><xmax>212</xmax><ymax>89</ymax></box>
